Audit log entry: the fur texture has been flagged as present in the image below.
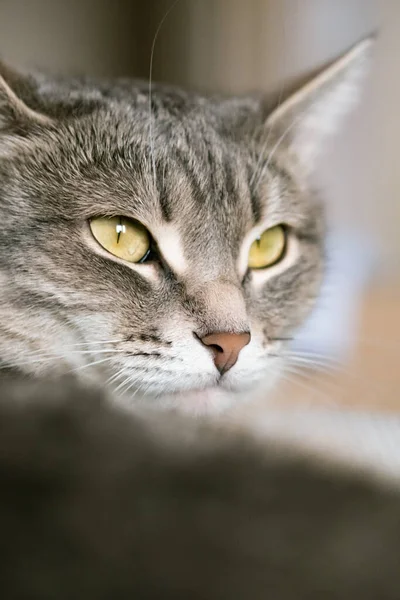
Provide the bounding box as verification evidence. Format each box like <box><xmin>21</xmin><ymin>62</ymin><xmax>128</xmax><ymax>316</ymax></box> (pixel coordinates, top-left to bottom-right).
<box><xmin>0</xmin><ymin>39</ymin><xmax>372</xmax><ymax>413</ymax></box>
<box><xmin>0</xmin><ymin>377</ymin><xmax>399</xmax><ymax>599</ymax></box>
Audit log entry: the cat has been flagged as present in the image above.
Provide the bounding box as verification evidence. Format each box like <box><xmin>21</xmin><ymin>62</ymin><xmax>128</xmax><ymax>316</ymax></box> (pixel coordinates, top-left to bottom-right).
<box><xmin>0</xmin><ymin>38</ymin><xmax>372</xmax><ymax>414</ymax></box>
<box><xmin>0</xmin><ymin>376</ymin><xmax>399</xmax><ymax>600</ymax></box>
<box><xmin>2</xmin><ymin>36</ymin><xmax>399</xmax><ymax>600</ymax></box>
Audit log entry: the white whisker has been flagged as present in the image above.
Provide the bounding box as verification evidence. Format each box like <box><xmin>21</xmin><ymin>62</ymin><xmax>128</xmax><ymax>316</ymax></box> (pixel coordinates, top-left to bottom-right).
<box><xmin>148</xmin><ymin>0</ymin><xmax>181</xmax><ymax>184</ymax></box>
<box><xmin>280</xmin><ymin>369</ymin><xmax>335</xmax><ymax>407</ymax></box>
<box><xmin>106</xmin><ymin>365</ymin><xmax>132</xmax><ymax>387</ymax></box>
<box><xmin>250</xmin><ymin>1</ymin><xmax>288</xmax><ymax>190</ymax></box>
<box><xmin>114</xmin><ymin>371</ymin><xmax>140</xmax><ymax>395</ymax></box>
<box><xmin>0</xmin><ymin>356</ymin><xmax>61</xmax><ymax>370</ymax></box>
<box><xmin>59</xmin><ymin>339</ymin><xmax>124</xmax><ymax>348</ymax></box>
<box><xmin>68</xmin><ymin>356</ymin><xmax>114</xmax><ymax>374</ymax></box>
<box><xmin>286</xmin><ymin>355</ymin><xmax>338</xmax><ymax>372</ymax></box>
<box><xmin>253</xmin><ymin>111</ymin><xmax>303</xmax><ymax>194</ymax></box>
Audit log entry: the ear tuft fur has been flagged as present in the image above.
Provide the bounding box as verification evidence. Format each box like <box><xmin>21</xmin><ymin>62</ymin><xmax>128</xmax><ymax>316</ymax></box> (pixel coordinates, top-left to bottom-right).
<box><xmin>0</xmin><ymin>60</ymin><xmax>53</xmax><ymax>130</ymax></box>
<box><xmin>265</xmin><ymin>37</ymin><xmax>375</xmax><ymax>175</ymax></box>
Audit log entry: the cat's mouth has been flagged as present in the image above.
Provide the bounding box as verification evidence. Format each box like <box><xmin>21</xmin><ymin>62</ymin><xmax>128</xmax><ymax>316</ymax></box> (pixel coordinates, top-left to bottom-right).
<box><xmin>110</xmin><ymin>348</ymin><xmax>280</xmax><ymax>414</ymax></box>
<box><xmin>156</xmin><ymin>374</ymin><xmax>261</xmax><ymax>414</ymax></box>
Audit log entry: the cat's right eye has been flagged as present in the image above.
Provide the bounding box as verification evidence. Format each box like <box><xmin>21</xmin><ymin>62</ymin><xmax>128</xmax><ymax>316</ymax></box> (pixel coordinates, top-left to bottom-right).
<box><xmin>89</xmin><ymin>216</ymin><xmax>151</xmax><ymax>263</ymax></box>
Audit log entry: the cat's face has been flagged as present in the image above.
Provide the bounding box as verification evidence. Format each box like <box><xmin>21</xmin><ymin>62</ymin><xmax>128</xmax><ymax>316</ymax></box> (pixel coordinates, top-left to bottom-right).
<box><xmin>0</xmin><ymin>40</ymin><xmax>371</xmax><ymax>413</ymax></box>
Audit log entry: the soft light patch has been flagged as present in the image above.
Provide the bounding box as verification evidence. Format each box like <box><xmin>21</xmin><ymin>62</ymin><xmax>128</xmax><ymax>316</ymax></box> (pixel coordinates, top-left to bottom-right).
<box><xmin>154</xmin><ymin>224</ymin><xmax>187</xmax><ymax>274</ymax></box>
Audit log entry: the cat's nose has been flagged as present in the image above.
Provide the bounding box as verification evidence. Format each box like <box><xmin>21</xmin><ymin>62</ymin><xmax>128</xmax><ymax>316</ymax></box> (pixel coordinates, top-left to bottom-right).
<box><xmin>199</xmin><ymin>332</ymin><xmax>251</xmax><ymax>374</ymax></box>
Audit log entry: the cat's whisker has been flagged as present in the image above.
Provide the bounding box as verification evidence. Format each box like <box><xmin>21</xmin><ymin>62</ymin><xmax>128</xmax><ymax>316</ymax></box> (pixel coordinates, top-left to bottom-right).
<box><xmin>0</xmin><ymin>348</ymin><xmax>124</xmax><ymax>373</ymax></box>
<box><xmin>279</xmin><ymin>369</ymin><xmax>336</xmax><ymax>407</ymax></box>
<box><xmin>250</xmin><ymin>2</ymin><xmax>288</xmax><ymax>191</ymax></box>
<box><xmin>121</xmin><ymin>369</ymin><xmax>162</xmax><ymax>400</ymax></box>
<box><xmin>106</xmin><ymin>365</ymin><xmax>133</xmax><ymax>387</ymax></box>
<box><xmin>116</xmin><ymin>377</ymin><xmax>140</xmax><ymax>400</ymax></box>
<box><xmin>253</xmin><ymin>111</ymin><xmax>304</xmax><ymax>193</ymax></box>
<box><xmin>105</xmin><ymin>369</ymin><xmax>124</xmax><ymax>387</ymax></box>
<box><xmin>51</xmin><ymin>349</ymin><xmax>126</xmax><ymax>357</ymax></box>
<box><xmin>285</xmin><ymin>350</ymin><xmax>356</xmax><ymax>373</ymax></box>
<box><xmin>17</xmin><ymin>347</ymin><xmax>127</xmax><ymax>362</ymax></box>
<box><xmin>68</xmin><ymin>356</ymin><xmax>115</xmax><ymax>374</ymax></box>
<box><xmin>285</xmin><ymin>364</ymin><xmax>378</xmax><ymax>408</ymax></box>
<box><xmin>115</xmin><ymin>374</ymin><xmax>146</xmax><ymax>399</ymax></box>
<box><xmin>56</xmin><ymin>339</ymin><xmax>124</xmax><ymax>348</ymax></box>
<box><xmin>64</xmin><ymin>349</ymin><xmax>126</xmax><ymax>356</ymax></box>
<box><xmin>148</xmin><ymin>0</ymin><xmax>181</xmax><ymax>184</ymax></box>
<box><xmin>284</xmin><ymin>348</ymin><xmax>342</xmax><ymax>365</ymax></box>
<box><xmin>287</xmin><ymin>350</ymin><xmax>337</xmax><ymax>361</ymax></box>
<box><xmin>284</xmin><ymin>363</ymin><xmax>342</xmax><ymax>392</ymax></box>
<box><xmin>114</xmin><ymin>371</ymin><xmax>142</xmax><ymax>395</ymax></box>
<box><xmin>253</xmin><ymin>78</ymin><xmax>336</xmax><ymax>194</ymax></box>
<box><xmin>284</xmin><ymin>351</ymin><xmax>399</xmax><ymax>402</ymax></box>
<box><xmin>0</xmin><ymin>355</ymin><xmax>68</xmax><ymax>370</ymax></box>
<box><xmin>285</xmin><ymin>355</ymin><xmax>339</xmax><ymax>372</ymax></box>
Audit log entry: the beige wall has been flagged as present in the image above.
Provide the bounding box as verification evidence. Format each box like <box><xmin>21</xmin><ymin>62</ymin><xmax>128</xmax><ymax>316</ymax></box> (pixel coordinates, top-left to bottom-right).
<box><xmin>0</xmin><ymin>0</ymin><xmax>399</xmax><ymax>277</ymax></box>
<box><xmin>0</xmin><ymin>0</ymin><xmax>140</xmax><ymax>76</ymax></box>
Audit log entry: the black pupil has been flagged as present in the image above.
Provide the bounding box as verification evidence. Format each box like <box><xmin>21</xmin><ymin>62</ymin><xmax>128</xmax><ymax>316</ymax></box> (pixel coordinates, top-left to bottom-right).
<box><xmin>116</xmin><ymin>217</ymin><xmax>123</xmax><ymax>244</ymax></box>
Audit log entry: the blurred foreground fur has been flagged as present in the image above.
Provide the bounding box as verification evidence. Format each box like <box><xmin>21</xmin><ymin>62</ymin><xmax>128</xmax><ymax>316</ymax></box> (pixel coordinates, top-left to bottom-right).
<box><xmin>0</xmin><ymin>378</ymin><xmax>399</xmax><ymax>599</ymax></box>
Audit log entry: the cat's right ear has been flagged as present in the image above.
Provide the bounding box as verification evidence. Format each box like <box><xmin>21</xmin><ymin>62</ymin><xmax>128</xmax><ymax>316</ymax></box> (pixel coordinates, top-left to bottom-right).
<box><xmin>0</xmin><ymin>61</ymin><xmax>53</xmax><ymax>131</ymax></box>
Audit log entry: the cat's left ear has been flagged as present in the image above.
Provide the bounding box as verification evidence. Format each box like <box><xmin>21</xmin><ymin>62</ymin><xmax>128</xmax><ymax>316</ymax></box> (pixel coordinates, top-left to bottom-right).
<box><xmin>0</xmin><ymin>60</ymin><xmax>53</xmax><ymax>130</ymax></box>
<box><xmin>265</xmin><ymin>37</ymin><xmax>374</xmax><ymax>175</ymax></box>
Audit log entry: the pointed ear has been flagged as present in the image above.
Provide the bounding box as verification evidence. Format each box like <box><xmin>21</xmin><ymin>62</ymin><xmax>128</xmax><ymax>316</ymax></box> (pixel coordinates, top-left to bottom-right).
<box><xmin>266</xmin><ymin>37</ymin><xmax>374</xmax><ymax>175</ymax></box>
<box><xmin>0</xmin><ymin>60</ymin><xmax>53</xmax><ymax>130</ymax></box>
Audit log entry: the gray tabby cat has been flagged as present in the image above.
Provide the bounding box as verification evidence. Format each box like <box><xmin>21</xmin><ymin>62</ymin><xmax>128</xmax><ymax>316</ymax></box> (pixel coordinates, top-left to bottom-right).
<box><xmin>1</xmin><ymin>377</ymin><xmax>400</xmax><ymax>600</ymax></box>
<box><xmin>0</xmin><ymin>39</ymin><xmax>372</xmax><ymax>413</ymax></box>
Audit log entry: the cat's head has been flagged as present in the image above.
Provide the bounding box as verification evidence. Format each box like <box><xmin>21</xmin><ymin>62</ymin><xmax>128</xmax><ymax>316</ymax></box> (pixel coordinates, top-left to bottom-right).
<box><xmin>0</xmin><ymin>39</ymin><xmax>372</xmax><ymax>413</ymax></box>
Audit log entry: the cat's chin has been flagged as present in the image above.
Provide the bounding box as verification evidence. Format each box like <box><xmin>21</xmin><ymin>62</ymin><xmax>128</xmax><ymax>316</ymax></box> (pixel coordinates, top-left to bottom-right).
<box><xmin>160</xmin><ymin>387</ymin><xmax>239</xmax><ymax>415</ymax></box>
<box><xmin>114</xmin><ymin>374</ymin><xmax>273</xmax><ymax>415</ymax></box>
<box><xmin>152</xmin><ymin>379</ymin><xmax>266</xmax><ymax>415</ymax></box>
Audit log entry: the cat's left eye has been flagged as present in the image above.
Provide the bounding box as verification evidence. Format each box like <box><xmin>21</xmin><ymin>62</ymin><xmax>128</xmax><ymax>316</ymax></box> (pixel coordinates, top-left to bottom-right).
<box><xmin>248</xmin><ymin>225</ymin><xmax>286</xmax><ymax>270</ymax></box>
<box><xmin>89</xmin><ymin>216</ymin><xmax>151</xmax><ymax>263</ymax></box>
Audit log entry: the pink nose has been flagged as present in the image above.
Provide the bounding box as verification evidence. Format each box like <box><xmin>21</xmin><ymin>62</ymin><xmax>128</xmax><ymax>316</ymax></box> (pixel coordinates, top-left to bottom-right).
<box><xmin>199</xmin><ymin>332</ymin><xmax>251</xmax><ymax>374</ymax></box>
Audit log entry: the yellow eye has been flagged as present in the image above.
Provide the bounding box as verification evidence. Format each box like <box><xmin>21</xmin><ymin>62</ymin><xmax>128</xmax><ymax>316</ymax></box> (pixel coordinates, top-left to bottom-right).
<box><xmin>89</xmin><ymin>216</ymin><xmax>151</xmax><ymax>263</ymax></box>
<box><xmin>248</xmin><ymin>225</ymin><xmax>286</xmax><ymax>270</ymax></box>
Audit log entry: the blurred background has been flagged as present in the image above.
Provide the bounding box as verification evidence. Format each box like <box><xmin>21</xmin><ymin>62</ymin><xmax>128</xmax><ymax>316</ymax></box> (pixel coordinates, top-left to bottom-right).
<box><xmin>0</xmin><ymin>0</ymin><xmax>398</xmax><ymax>410</ymax></box>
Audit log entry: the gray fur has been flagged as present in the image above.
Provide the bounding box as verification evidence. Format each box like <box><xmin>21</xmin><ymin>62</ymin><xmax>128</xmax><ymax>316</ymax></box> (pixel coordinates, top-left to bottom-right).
<box><xmin>0</xmin><ymin>40</ymin><xmax>371</xmax><ymax>412</ymax></box>
<box><xmin>0</xmin><ymin>377</ymin><xmax>399</xmax><ymax>599</ymax></box>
